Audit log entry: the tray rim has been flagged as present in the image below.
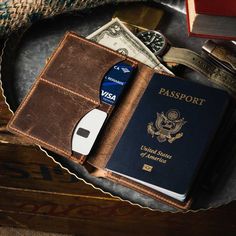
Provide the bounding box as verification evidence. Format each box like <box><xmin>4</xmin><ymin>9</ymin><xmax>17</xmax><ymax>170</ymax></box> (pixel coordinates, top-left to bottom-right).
<box><xmin>1</xmin><ymin>16</ymin><xmax>235</xmax><ymax>213</ymax></box>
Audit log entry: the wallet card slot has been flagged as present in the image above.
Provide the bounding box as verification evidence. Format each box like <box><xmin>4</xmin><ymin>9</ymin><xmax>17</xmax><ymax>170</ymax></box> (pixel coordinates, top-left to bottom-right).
<box><xmin>40</xmin><ymin>78</ymin><xmax>100</xmax><ymax>105</ymax></box>
<box><xmin>99</xmin><ymin>61</ymin><xmax>137</xmax><ymax>106</ymax></box>
<box><xmin>71</xmin><ymin>108</ymin><xmax>107</xmax><ymax>156</ymax></box>
<box><xmin>8</xmin><ymin>32</ymin><xmax>138</xmax><ymax>163</ymax></box>
<box><xmin>42</xmin><ymin>32</ymin><xmax>137</xmax><ymax>104</ymax></box>
<box><xmin>8</xmin><ymin>81</ymin><xmax>98</xmax><ymax>157</ymax></box>
<box><xmin>88</xmin><ymin>64</ymin><xmax>156</xmax><ymax>169</ymax></box>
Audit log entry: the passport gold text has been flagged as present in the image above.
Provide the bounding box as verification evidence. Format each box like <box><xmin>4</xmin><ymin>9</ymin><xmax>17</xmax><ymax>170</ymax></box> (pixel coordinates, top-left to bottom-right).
<box><xmin>159</xmin><ymin>88</ymin><xmax>206</xmax><ymax>106</ymax></box>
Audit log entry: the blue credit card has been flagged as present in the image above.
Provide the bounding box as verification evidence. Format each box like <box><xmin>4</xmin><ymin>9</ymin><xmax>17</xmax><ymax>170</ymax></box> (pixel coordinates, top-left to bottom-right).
<box><xmin>100</xmin><ymin>62</ymin><xmax>136</xmax><ymax>105</ymax></box>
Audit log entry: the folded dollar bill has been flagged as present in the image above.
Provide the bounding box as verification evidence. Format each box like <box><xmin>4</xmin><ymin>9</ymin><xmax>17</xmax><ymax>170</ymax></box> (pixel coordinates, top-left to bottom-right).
<box><xmin>87</xmin><ymin>18</ymin><xmax>173</xmax><ymax>74</ymax></box>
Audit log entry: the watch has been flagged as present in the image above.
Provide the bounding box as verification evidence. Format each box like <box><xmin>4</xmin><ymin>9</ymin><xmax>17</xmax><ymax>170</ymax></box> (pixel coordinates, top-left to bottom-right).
<box><xmin>137</xmin><ymin>31</ymin><xmax>169</xmax><ymax>57</ymax></box>
<box><xmin>137</xmin><ymin>30</ymin><xmax>236</xmax><ymax>97</ymax></box>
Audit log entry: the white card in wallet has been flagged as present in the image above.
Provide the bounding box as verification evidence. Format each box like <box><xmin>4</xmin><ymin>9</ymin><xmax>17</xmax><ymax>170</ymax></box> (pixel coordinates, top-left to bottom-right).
<box><xmin>72</xmin><ymin>109</ymin><xmax>107</xmax><ymax>155</ymax></box>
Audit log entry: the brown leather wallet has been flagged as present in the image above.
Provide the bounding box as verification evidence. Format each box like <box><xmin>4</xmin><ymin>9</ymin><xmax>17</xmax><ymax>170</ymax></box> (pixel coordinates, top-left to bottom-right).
<box><xmin>7</xmin><ymin>32</ymin><xmax>191</xmax><ymax>210</ymax></box>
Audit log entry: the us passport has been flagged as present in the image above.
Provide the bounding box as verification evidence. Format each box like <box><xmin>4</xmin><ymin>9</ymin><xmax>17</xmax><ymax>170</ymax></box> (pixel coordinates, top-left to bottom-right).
<box><xmin>106</xmin><ymin>73</ymin><xmax>230</xmax><ymax>202</ymax></box>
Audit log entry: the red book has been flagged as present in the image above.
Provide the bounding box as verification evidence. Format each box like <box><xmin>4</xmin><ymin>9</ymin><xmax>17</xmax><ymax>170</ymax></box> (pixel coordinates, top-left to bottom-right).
<box><xmin>186</xmin><ymin>0</ymin><xmax>236</xmax><ymax>40</ymax></box>
<box><xmin>194</xmin><ymin>0</ymin><xmax>236</xmax><ymax>17</ymax></box>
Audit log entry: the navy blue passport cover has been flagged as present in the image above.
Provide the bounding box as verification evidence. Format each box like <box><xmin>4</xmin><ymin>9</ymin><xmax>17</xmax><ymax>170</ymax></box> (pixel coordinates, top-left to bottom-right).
<box><xmin>106</xmin><ymin>74</ymin><xmax>230</xmax><ymax>198</ymax></box>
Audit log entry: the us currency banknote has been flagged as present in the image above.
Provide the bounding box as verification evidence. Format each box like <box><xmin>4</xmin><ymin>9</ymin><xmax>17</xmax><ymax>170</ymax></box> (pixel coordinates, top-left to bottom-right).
<box><xmin>87</xmin><ymin>18</ymin><xmax>172</xmax><ymax>74</ymax></box>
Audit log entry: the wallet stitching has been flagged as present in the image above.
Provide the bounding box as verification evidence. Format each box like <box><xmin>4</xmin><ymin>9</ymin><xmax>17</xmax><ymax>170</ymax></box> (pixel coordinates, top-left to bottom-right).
<box><xmin>107</xmin><ymin>172</ymin><xmax>190</xmax><ymax>209</ymax></box>
<box><xmin>8</xmin><ymin>79</ymin><xmax>71</xmax><ymax>156</ymax></box>
<box><xmin>70</xmin><ymin>154</ymin><xmax>85</xmax><ymax>164</ymax></box>
<box><xmin>8</xmin><ymin>32</ymin><xmax>70</xmax><ymax>128</ymax></box>
<box><xmin>40</xmin><ymin>32</ymin><xmax>137</xmax><ymax>106</ymax></box>
<box><xmin>78</xmin><ymin>156</ymin><xmax>86</xmax><ymax>164</ymax></box>
<box><xmin>9</xmin><ymin>125</ymin><xmax>71</xmax><ymax>157</ymax></box>
<box><xmin>107</xmin><ymin>105</ymin><xmax>113</xmax><ymax>114</ymax></box>
<box><xmin>9</xmin><ymin>80</ymin><xmax>41</xmax><ymax>127</ymax></box>
<box><xmin>8</xmin><ymin>32</ymin><xmax>138</xmax><ymax>166</ymax></box>
<box><xmin>88</xmin><ymin>67</ymin><xmax>155</xmax><ymax>169</ymax></box>
<box><xmin>7</xmin><ymin>32</ymin><xmax>120</xmax><ymax>161</ymax></box>
<box><xmin>40</xmin><ymin>78</ymin><xmax>100</xmax><ymax>105</ymax></box>
<box><xmin>77</xmin><ymin>155</ymin><xmax>85</xmax><ymax>164</ymax></box>
<box><xmin>8</xmin><ymin>78</ymin><xmax>88</xmax><ymax>158</ymax></box>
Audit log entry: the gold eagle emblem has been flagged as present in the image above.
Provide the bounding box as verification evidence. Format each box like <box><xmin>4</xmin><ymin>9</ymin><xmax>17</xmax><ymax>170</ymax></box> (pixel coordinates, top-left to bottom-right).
<box><xmin>147</xmin><ymin>109</ymin><xmax>186</xmax><ymax>143</ymax></box>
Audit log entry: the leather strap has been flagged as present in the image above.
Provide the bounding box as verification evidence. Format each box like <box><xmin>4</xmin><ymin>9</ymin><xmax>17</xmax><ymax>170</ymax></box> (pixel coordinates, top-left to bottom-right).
<box><xmin>202</xmin><ymin>40</ymin><xmax>236</xmax><ymax>74</ymax></box>
<box><xmin>163</xmin><ymin>47</ymin><xmax>236</xmax><ymax>96</ymax></box>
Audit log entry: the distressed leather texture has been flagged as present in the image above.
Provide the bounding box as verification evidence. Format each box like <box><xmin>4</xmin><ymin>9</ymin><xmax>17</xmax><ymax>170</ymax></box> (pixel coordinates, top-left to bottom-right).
<box><xmin>7</xmin><ymin>32</ymin><xmax>137</xmax><ymax>162</ymax></box>
<box><xmin>7</xmin><ymin>32</ymin><xmax>191</xmax><ymax>210</ymax></box>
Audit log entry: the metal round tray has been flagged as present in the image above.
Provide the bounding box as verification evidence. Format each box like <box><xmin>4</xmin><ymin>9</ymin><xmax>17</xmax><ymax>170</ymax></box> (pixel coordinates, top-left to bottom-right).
<box><xmin>1</xmin><ymin>3</ymin><xmax>236</xmax><ymax>212</ymax></box>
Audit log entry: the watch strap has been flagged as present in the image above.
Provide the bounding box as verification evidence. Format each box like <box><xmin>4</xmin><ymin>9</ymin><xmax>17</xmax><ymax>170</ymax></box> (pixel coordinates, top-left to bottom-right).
<box><xmin>163</xmin><ymin>47</ymin><xmax>236</xmax><ymax>96</ymax></box>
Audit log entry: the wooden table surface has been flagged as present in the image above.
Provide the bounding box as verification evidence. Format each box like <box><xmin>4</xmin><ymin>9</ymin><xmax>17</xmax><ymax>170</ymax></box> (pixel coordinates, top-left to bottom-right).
<box><xmin>0</xmin><ymin>31</ymin><xmax>236</xmax><ymax>236</ymax></box>
<box><xmin>0</xmin><ymin>144</ymin><xmax>236</xmax><ymax>236</ymax></box>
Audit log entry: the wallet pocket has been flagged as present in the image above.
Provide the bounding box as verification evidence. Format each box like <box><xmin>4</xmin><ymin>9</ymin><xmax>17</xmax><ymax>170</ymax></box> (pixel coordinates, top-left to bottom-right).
<box><xmin>42</xmin><ymin>32</ymin><xmax>136</xmax><ymax>103</ymax></box>
<box><xmin>7</xmin><ymin>32</ymin><xmax>138</xmax><ymax>162</ymax></box>
<box><xmin>8</xmin><ymin>80</ymin><xmax>98</xmax><ymax>157</ymax></box>
<box><xmin>88</xmin><ymin>64</ymin><xmax>155</xmax><ymax>168</ymax></box>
